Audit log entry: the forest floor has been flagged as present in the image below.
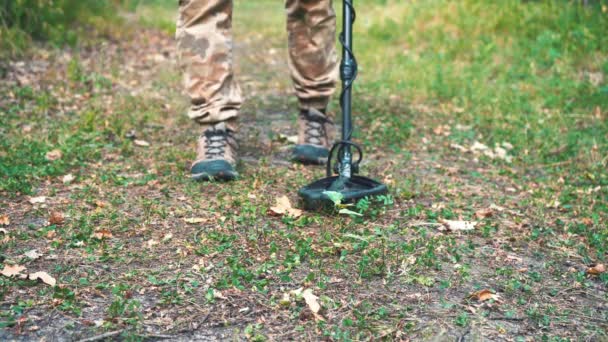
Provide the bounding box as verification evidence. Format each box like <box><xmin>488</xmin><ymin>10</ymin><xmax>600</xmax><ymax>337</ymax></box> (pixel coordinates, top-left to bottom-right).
<box><xmin>0</xmin><ymin>2</ymin><xmax>607</xmax><ymax>341</ymax></box>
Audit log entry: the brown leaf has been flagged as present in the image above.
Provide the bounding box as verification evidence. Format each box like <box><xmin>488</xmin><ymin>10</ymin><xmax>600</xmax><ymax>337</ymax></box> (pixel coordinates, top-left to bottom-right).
<box><xmin>95</xmin><ymin>200</ymin><xmax>109</xmax><ymax>208</ymax></box>
<box><xmin>475</xmin><ymin>208</ymin><xmax>494</xmax><ymax>219</ymax></box>
<box><xmin>506</xmin><ymin>254</ymin><xmax>523</xmax><ymax>263</ymax></box>
<box><xmin>1</xmin><ymin>264</ymin><xmax>26</xmax><ymax>277</ymax></box>
<box><xmin>0</xmin><ymin>215</ymin><xmax>9</xmax><ymax>226</ymax></box>
<box><xmin>49</xmin><ymin>211</ymin><xmax>65</xmax><ymax>225</ymax></box>
<box><xmin>587</xmin><ymin>264</ymin><xmax>605</xmax><ymax>275</ymax></box>
<box><xmin>433</xmin><ymin>125</ymin><xmax>451</xmax><ymax>136</ymax></box>
<box><xmin>45</xmin><ymin>149</ymin><xmax>63</xmax><ymax>161</ymax></box>
<box><xmin>28</xmin><ymin>272</ymin><xmax>56</xmax><ymax>287</ymax></box>
<box><xmin>92</xmin><ymin>229</ymin><xmax>113</xmax><ymax>240</ymax></box>
<box><xmin>270</xmin><ymin>196</ymin><xmax>302</xmax><ymax>218</ymax></box>
<box><xmin>469</xmin><ymin>289</ymin><xmax>500</xmax><ymax>302</ymax></box>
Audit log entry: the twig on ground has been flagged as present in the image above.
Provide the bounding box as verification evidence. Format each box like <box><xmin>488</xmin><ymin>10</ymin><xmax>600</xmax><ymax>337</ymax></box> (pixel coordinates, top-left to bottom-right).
<box><xmin>489</xmin><ymin>316</ymin><xmax>525</xmax><ymax>321</ymax></box>
<box><xmin>457</xmin><ymin>328</ymin><xmax>470</xmax><ymax>342</ymax></box>
<box><xmin>408</xmin><ymin>221</ymin><xmax>444</xmax><ymax>227</ymax></box>
<box><xmin>137</xmin><ymin>333</ymin><xmax>175</xmax><ymax>340</ymax></box>
<box><xmin>77</xmin><ymin>330</ymin><xmax>124</xmax><ymax>342</ymax></box>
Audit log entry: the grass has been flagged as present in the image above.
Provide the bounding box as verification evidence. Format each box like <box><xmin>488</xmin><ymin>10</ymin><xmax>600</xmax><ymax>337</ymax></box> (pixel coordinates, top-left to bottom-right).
<box><xmin>0</xmin><ymin>0</ymin><xmax>607</xmax><ymax>340</ymax></box>
<box><xmin>0</xmin><ymin>0</ymin><xmax>127</xmax><ymax>59</ymax></box>
<box><xmin>352</xmin><ymin>0</ymin><xmax>608</xmax><ymax>176</ymax></box>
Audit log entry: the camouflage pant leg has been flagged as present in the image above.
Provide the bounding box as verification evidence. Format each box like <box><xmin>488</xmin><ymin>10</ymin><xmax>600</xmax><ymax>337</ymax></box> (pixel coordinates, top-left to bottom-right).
<box><xmin>177</xmin><ymin>0</ymin><xmax>338</xmax><ymax>125</ymax></box>
<box><xmin>176</xmin><ymin>0</ymin><xmax>242</xmax><ymax>125</ymax></box>
<box><xmin>286</xmin><ymin>0</ymin><xmax>339</xmax><ymax>111</ymax></box>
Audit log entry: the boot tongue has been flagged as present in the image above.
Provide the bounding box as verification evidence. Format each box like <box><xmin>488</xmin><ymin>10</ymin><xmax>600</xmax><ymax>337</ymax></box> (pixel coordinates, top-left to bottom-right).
<box><xmin>213</xmin><ymin>122</ymin><xmax>227</xmax><ymax>131</ymax></box>
<box><xmin>305</xmin><ymin>108</ymin><xmax>327</xmax><ymax>122</ymax></box>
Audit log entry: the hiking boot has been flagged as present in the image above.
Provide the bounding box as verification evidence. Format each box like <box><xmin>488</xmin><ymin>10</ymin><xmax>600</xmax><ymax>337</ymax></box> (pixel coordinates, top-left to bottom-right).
<box><xmin>191</xmin><ymin>122</ymin><xmax>238</xmax><ymax>181</ymax></box>
<box><xmin>293</xmin><ymin>108</ymin><xmax>334</xmax><ymax>164</ymax></box>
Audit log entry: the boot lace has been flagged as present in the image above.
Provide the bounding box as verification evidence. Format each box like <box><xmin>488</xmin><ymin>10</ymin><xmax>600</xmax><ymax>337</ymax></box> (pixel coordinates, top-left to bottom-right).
<box><xmin>203</xmin><ymin>129</ymin><xmax>232</xmax><ymax>159</ymax></box>
<box><xmin>302</xmin><ymin>110</ymin><xmax>331</xmax><ymax>146</ymax></box>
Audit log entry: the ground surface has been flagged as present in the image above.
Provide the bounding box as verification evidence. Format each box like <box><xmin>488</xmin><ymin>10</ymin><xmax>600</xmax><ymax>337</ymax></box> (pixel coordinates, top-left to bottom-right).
<box><xmin>1</xmin><ymin>1</ymin><xmax>607</xmax><ymax>341</ymax></box>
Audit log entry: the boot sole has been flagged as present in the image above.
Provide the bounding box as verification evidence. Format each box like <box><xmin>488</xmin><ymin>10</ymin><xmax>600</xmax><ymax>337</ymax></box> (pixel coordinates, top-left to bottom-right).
<box><xmin>292</xmin><ymin>144</ymin><xmax>329</xmax><ymax>165</ymax></box>
<box><xmin>191</xmin><ymin>160</ymin><xmax>239</xmax><ymax>181</ymax></box>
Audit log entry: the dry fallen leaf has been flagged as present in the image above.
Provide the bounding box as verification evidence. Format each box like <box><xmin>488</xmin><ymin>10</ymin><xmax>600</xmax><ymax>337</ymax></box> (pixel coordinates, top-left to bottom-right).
<box><xmin>301</xmin><ymin>289</ymin><xmax>321</xmax><ymax>314</ymax></box>
<box><xmin>450</xmin><ymin>143</ymin><xmax>468</xmax><ymax>153</ymax></box>
<box><xmin>184</xmin><ymin>217</ymin><xmax>206</xmax><ymax>224</ymax></box>
<box><xmin>94</xmin><ymin>200</ymin><xmax>109</xmax><ymax>208</ymax></box>
<box><xmin>29</xmin><ymin>196</ymin><xmax>46</xmax><ymax>204</ymax></box>
<box><xmin>270</xmin><ymin>196</ymin><xmax>302</xmax><ymax>218</ymax></box>
<box><xmin>506</xmin><ymin>254</ymin><xmax>523</xmax><ymax>263</ymax></box>
<box><xmin>134</xmin><ymin>140</ymin><xmax>150</xmax><ymax>147</ymax></box>
<box><xmin>0</xmin><ymin>215</ymin><xmax>9</xmax><ymax>226</ymax></box>
<box><xmin>471</xmin><ymin>141</ymin><xmax>489</xmax><ymax>152</ymax></box>
<box><xmin>587</xmin><ymin>264</ymin><xmax>605</xmax><ymax>275</ymax></box>
<box><xmin>24</xmin><ymin>250</ymin><xmax>42</xmax><ymax>260</ymax></box>
<box><xmin>489</xmin><ymin>203</ymin><xmax>505</xmax><ymax>212</ymax></box>
<box><xmin>45</xmin><ymin>149</ymin><xmax>63</xmax><ymax>161</ymax></box>
<box><xmin>475</xmin><ymin>208</ymin><xmax>494</xmax><ymax>219</ymax></box>
<box><xmin>92</xmin><ymin>229</ymin><xmax>113</xmax><ymax>239</ymax></box>
<box><xmin>213</xmin><ymin>289</ymin><xmax>227</xmax><ymax>299</ymax></box>
<box><xmin>433</xmin><ymin>124</ymin><xmax>451</xmax><ymax>136</ymax></box>
<box><xmin>1</xmin><ymin>264</ymin><xmax>26</xmax><ymax>277</ymax></box>
<box><xmin>49</xmin><ymin>211</ymin><xmax>65</xmax><ymax>225</ymax></box>
<box><xmin>29</xmin><ymin>272</ymin><xmax>56</xmax><ymax>287</ymax></box>
<box><xmin>62</xmin><ymin>174</ymin><xmax>75</xmax><ymax>184</ymax></box>
<box><xmin>469</xmin><ymin>289</ymin><xmax>500</xmax><ymax>302</ymax></box>
<box><xmin>291</xmin><ymin>288</ymin><xmax>324</xmax><ymax>320</ymax></box>
<box><xmin>442</xmin><ymin>219</ymin><xmax>477</xmax><ymax>231</ymax></box>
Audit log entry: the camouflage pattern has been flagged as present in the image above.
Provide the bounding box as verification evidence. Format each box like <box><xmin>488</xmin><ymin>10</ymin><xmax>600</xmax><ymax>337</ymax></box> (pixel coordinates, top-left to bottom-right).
<box><xmin>286</xmin><ymin>0</ymin><xmax>338</xmax><ymax>110</ymax></box>
<box><xmin>176</xmin><ymin>0</ymin><xmax>241</xmax><ymax>125</ymax></box>
<box><xmin>176</xmin><ymin>0</ymin><xmax>338</xmax><ymax>126</ymax></box>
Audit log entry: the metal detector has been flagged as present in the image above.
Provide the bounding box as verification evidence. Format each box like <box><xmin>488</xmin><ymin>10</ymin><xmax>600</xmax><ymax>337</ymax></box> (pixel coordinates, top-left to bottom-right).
<box><xmin>299</xmin><ymin>0</ymin><xmax>388</xmax><ymax>209</ymax></box>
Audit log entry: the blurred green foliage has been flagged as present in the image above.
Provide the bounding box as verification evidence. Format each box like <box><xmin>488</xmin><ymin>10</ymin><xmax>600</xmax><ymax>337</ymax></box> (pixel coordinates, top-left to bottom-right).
<box><xmin>0</xmin><ymin>0</ymin><xmax>122</xmax><ymax>57</ymax></box>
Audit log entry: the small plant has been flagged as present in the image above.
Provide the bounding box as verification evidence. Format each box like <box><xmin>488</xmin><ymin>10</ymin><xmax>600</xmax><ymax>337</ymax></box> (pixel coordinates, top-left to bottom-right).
<box><xmin>244</xmin><ymin>323</ymin><xmax>267</xmax><ymax>341</ymax></box>
<box><xmin>107</xmin><ymin>284</ymin><xmax>142</xmax><ymax>327</ymax></box>
<box><xmin>323</xmin><ymin>191</ymin><xmax>363</xmax><ymax>217</ymax></box>
<box><xmin>455</xmin><ymin>312</ymin><xmax>469</xmax><ymax>327</ymax></box>
<box><xmin>52</xmin><ymin>286</ymin><xmax>80</xmax><ymax>315</ymax></box>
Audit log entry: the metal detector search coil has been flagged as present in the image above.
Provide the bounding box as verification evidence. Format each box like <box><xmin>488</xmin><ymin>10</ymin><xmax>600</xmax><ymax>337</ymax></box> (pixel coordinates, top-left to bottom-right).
<box><xmin>299</xmin><ymin>0</ymin><xmax>388</xmax><ymax>209</ymax></box>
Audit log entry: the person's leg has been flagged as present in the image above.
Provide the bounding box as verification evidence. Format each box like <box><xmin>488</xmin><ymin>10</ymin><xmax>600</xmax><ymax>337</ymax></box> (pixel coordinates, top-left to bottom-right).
<box><xmin>285</xmin><ymin>0</ymin><xmax>338</xmax><ymax>164</ymax></box>
<box><xmin>176</xmin><ymin>0</ymin><xmax>241</xmax><ymax>180</ymax></box>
